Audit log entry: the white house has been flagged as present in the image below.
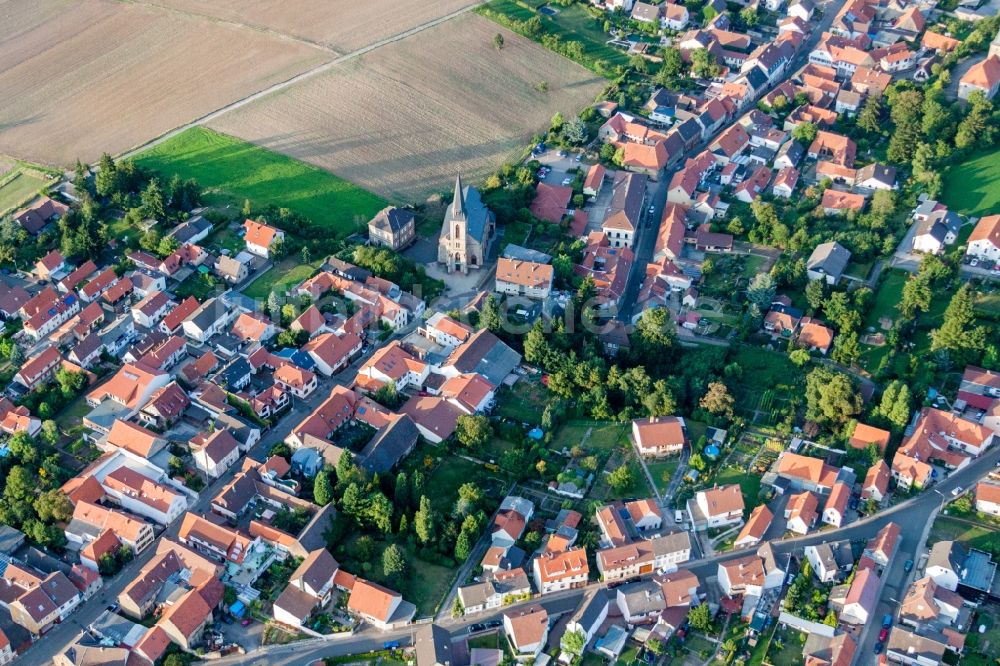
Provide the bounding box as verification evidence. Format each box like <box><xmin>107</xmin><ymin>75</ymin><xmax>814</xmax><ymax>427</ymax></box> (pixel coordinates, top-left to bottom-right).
<box><xmin>100</xmin><ymin>467</ymin><xmax>188</xmax><ymax>526</ymax></box>
<box><xmin>504</xmin><ymin>605</ymin><xmax>549</xmax><ymax>660</ymax></box>
<box><xmin>926</xmin><ymin>541</ymin><xmax>965</xmax><ymax>591</ymax></box>
<box><xmin>687</xmin><ymin>485</ymin><xmax>744</xmax><ymax>531</ymax></box>
<box><xmin>243</xmin><ymin>219</ymin><xmax>285</xmax><ymax>258</ymax></box>
<box><xmin>841</xmin><ymin>568</ymin><xmax>879</xmax><ymax>625</ymax></box>
<box><xmin>976</xmin><ymin>482</ymin><xmax>1000</xmax><ymax>516</ymax></box>
<box><xmin>805</xmin><ymin>543</ymin><xmax>840</xmax><ymax>583</ymax></box>
<box><xmin>495</xmin><ymin>258</ymin><xmax>553</xmax><ymax>300</ymax></box>
<box><xmin>967</xmin><ymin>215</ymin><xmax>1000</xmax><ymax>263</ymax></box>
<box><xmin>192</xmin><ymin>429</ymin><xmax>240</xmax><ymax>479</ymax></box>
<box><xmin>821</xmin><ymin>482</ymin><xmax>850</xmax><ymax>528</ymax></box>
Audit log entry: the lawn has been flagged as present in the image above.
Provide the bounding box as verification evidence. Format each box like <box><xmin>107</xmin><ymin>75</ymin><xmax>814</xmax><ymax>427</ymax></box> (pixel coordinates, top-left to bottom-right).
<box><xmin>683</xmin><ymin>634</ymin><xmax>717</xmax><ymax>660</ymax></box>
<box><xmin>0</xmin><ymin>168</ymin><xmax>49</xmax><ymax>214</ymax></box>
<box><xmin>975</xmin><ymin>290</ymin><xmax>1000</xmax><ymax>317</ymax></box>
<box><xmin>495</xmin><ymin>379</ymin><xmax>548</xmax><ymax>425</ymax></box>
<box><xmin>942</xmin><ymin>145</ymin><xmax>1000</xmax><ymax>215</ymax></box>
<box><xmin>863</xmin><ymin>269</ymin><xmax>907</xmax><ymax>330</ymax></box>
<box><xmin>479</xmin><ymin>0</ymin><xmax>629</xmax><ymax>72</ymax></box>
<box><xmin>614</xmin><ymin>645</ymin><xmax>641</xmax><ymax>666</ymax></box>
<box><xmin>928</xmin><ymin>515</ymin><xmax>1000</xmax><ymax>552</ymax></box>
<box><xmin>420</xmin><ymin>452</ymin><xmax>505</xmax><ymax>516</ymax></box>
<box><xmin>965</xmin><ymin>605</ymin><xmax>1000</xmax><ymax>666</ymax></box>
<box><xmin>243</xmin><ymin>258</ymin><xmax>321</xmax><ymax>299</ymax></box>
<box><xmin>765</xmin><ymin>628</ymin><xmax>806</xmax><ymax>666</ymax></box>
<box><xmin>469</xmin><ymin>633</ymin><xmax>503</xmax><ymax>651</ymax></box>
<box><xmin>134</xmin><ymin>127</ymin><xmax>387</xmax><ymax>237</ymax></box>
<box><xmin>715</xmin><ymin>466</ymin><xmax>762</xmax><ymax>511</ymax></box>
<box><xmin>647</xmin><ymin>459</ymin><xmax>680</xmax><ymax>495</ymax></box>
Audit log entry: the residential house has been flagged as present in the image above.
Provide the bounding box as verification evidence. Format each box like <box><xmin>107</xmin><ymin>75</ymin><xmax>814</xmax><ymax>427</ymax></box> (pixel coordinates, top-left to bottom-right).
<box><xmin>347</xmin><ymin>579</ymin><xmax>414</xmax><ymax>630</ymax></box>
<box><xmin>13</xmin><ymin>346</ymin><xmax>62</xmax><ymax>391</ymax></box>
<box><xmin>784</xmin><ymin>491</ymin><xmax>819</xmax><ymax>535</ymax></box>
<box><xmin>822</xmin><ymin>481</ymin><xmax>850</xmax><ymax>527</ymax></box>
<box><xmin>863</xmin><ymin>522</ymin><xmax>900</xmax><ymax>567</ymax></box>
<box><xmin>862</xmin><ymin>460</ymin><xmax>891</xmax><ymax>503</ymax></box>
<box><xmin>533</xmin><ymin>547</ymin><xmax>589</xmax><ymax>594</ymax></box>
<box><xmin>841</xmin><ymin>568</ymin><xmax>879</xmax><ymax>625</ymax></box>
<box><xmin>926</xmin><ymin>541</ymin><xmax>965</xmax><ymax>591</ymax></box>
<box><xmin>734</xmin><ymin>505</ymin><xmax>773</xmax><ymax>549</ymax></box>
<box><xmin>214</xmin><ymin>255</ymin><xmax>249</xmax><ymax>284</ymax></box>
<box><xmin>687</xmin><ymin>485</ymin><xmax>744</xmax><ymax>531</ymax></box>
<box><xmin>273</xmin><ymin>549</ymin><xmax>341</xmax><ymax>628</ymax></box>
<box><xmin>192</xmin><ymin>429</ymin><xmax>241</xmax><ymax>479</ymax></box>
<box><xmin>959</xmin><ymin>55</ymin><xmax>1000</xmax><ymax>101</ymax></box>
<box><xmin>504</xmin><ymin>605</ymin><xmax>548</xmax><ymax>660</ymax></box>
<box><xmin>806</xmin><ymin>241</ymin><xmax>851</xmax><ymax>284</ymax></box>
<box><xmin>303</xmin><ymin>332</ymin><xmax>362</xmax><ymax>377</ymax></box>
<box><xmin>886</xmin><ymin>627</ymin><xmax>947</xmax><ymax>665</ymax></box>
<box><xmin>492</xmin><ymin>497</ymin><xmax>534</xmax><ymax>548</ymax></box>
<box><xmin>632</xmin><ymin>416</ymin><xmax>687</xmax><ymax>456</ymax></box>
<box><xmin>495</xmin><ymin>258</ymin><xmax>553</xmax><ymax>300</ymax></box>
<box><xmin>601</xmin><ymin>172</ymin><xmax>646</xmax><ymax>249</ymax></box>
<box><xmin>976</xmin><ymin>482</ymin><xmax>1000</xmax><ymax>516</ymax></box>
<box><xmin>616</xmin><ymin>581</ymin><xmax>666</xmax><ymax>624</ymax></box>
<box><xmin>596</xmin><ymin>533</ymin><xmax>692</xmax><ymax>582</ymax></box>
<box><xmin>368</xmin><ymin>206</ymin><xmax>416</xmax><ymax>251</ymax></box>
<box><xmin>274</xmin><ymin>364</ymin><xmax>318</xmax><ymax>399</ymax></box>
<box><xmin>243</xmin><ymin>219</ymin><xmax>285</xmax><ymax>258</ymax></box>
<box><xmin>967</xmin><ymin>215</ymin><xmax>1000</xmax><ymax>263</ymax></box>
<box><xmin>849</xmin><ymin>422</ymin><xmax>891</xmax><ymax>452</ymax></box>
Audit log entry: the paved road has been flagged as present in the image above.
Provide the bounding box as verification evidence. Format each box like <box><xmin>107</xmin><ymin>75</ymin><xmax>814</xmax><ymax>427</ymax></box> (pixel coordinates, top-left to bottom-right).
<box><xmin>197</xmin><ymin>436</ymin><xmax>1000</xmax><ymax>666</ymax></box>
<box><xmin>32</xmin><ymin>339</ymin><xmax>390</xmax><ymax>665</ymax></box>
<box><xmin>210</xmin><ymin>589</ymin><xmax>588</xmax><ymax>666</ymax></box>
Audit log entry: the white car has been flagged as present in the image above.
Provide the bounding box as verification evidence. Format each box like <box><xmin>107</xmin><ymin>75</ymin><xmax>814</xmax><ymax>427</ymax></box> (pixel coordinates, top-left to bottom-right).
<box><xmin>971</xmin><ymin>259</ymin><xmax>979</xmax><ymax>267</ymax></box>
<box><xmin>952</xmin><ymin>486</ymin><xmax>963</xmax><ymax>497</ymax></box>
<box><xmin>562</xmin><ymin>177</ymin><xmax>573</xmax><ymax>186</ymax></box>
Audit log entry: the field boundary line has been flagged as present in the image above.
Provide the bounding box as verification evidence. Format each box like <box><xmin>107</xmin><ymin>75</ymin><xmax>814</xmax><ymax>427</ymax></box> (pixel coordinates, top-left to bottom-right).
<box><xmin>118</xmin><ymin>1</ymin><xmax>488</xmax><ymax>161</ymax></box>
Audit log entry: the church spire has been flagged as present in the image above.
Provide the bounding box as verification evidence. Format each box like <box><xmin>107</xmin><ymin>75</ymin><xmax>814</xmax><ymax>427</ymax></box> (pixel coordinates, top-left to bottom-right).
<box><xmin>452</xmin><ymin>174</ymin><xmax>466</xmax><ymax>220</ymax></box>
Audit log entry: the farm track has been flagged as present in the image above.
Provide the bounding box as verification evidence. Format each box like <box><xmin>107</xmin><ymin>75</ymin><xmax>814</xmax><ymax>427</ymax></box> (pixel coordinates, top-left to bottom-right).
<box><xmin>119</xmin><ymin>1</ymin><xmax>487</xmax><ymax>161</ymax></box>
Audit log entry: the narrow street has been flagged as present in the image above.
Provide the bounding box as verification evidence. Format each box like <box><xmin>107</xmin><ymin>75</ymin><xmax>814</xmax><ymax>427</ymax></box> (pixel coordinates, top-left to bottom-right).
<box><xmin>23</xmin><ymin>336</ymin><xmax>390</xmax><ymax>666</ymax></box>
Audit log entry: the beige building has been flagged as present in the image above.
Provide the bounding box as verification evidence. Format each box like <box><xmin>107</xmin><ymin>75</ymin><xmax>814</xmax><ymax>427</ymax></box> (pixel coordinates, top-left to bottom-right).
<box><xmin>369</xmin><ymin>206</ymin><xmax>416</xmax><ymax>251</ymax></box>
<box><xmin>438</xmin><ymin>176</ymin><xmax>495</xmax><ymax>274</ymax></box>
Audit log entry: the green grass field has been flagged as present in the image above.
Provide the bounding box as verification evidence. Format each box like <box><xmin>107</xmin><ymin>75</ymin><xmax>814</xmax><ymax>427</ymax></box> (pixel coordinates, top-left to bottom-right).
<box><xmin>863</xmin><ymin>269</ymin><xmax>907</xmax><ymax>329</ymax></box>
<box><xmin>479</xmin><ymin>0</ymin><xmax>629</xmax><ymax>71</ymax></box>
<box><xmin>929</xmin><ymin>515</ymin><xmax>1000</xmax><ymax>552</ymax></box>
<box><xmin>943</xmin><ymin>145</ymin><xmax>1000</xmax><ymax>215</ymax></box>
<box><xmin>243</xmin><ymin>258</ymin><xmax>321</xmax><ymax>299</ymax></box>
<box><xmin>134</xmin><ymin>127</ymin><xmax>386</xmax><ymax>237</ymax></box>
<box><xmin>0</xmin><ymin>169</ymin><xmax>49</xmax><ymax>214</ymax></box>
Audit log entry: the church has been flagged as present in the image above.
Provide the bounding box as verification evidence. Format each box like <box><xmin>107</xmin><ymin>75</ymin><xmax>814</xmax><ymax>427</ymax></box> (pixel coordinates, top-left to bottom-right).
<box><xmin>437</xmin><ymin>175</ymin><xmax>495</xmax><ymax>274</ymax></box>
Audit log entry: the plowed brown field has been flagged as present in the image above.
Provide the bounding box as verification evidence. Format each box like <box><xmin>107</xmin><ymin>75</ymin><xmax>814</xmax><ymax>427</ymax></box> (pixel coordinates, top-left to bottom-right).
<box><xmin>146</xmin><ymin>0</ymin><xmax>478</xmax><ymax>53</ymax></box>
<box><xmin>209</xmin><ymin>14</ymin><xmax>605</xmax><ymax>201</ymax></box>
<box><xmin>0</xmin><ymin>0</ymin><xmax>327</xmax><ymax>164</ymax></box>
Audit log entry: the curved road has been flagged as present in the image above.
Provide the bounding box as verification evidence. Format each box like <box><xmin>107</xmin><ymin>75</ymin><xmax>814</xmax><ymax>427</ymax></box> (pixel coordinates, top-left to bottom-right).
<box><xmin>203</xmin><ymin>443</ymin><xmax>1000</xmax><ymax>666</ymax></box>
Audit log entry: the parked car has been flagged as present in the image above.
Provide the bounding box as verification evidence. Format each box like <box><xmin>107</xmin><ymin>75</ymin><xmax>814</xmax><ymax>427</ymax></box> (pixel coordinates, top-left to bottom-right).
<box><xmin>879</xmin><ymin>627</ymin><xmax>888</xmax><ymax>642</ymax></box>
<box><xmin>561</xmin><ymin>177</ymin><xmax>573</xmax><ymax>186</ymax></box>
<box><xmin>874</xmin><ymin>642</ymin><xmax>883</xmax><ymax>654</ymax></box>
<box><xmin>384</xmin><ymin>641</ymin><xmax>400</xmax><ymax>650</ymax></box>
<box><xmin>904</xmin><ymin>559</ymin><xmax>914</xmax><ymax>573</ymax></box>
<box><xmin>882</xmin><ymin>614</ymin><xmax>893</xmax><ymax>628</ymax></box>
<box><xmin>575</xmin><ymin>153</ymin><xmax>583</xmax><ymax>162</ymax></box>
<box><xmin>952</xmin><ymin>486</ymin><xmax>963</xmax><ymax>496</ymax></box>
<box><xmin>241</xmin><ymin>619</ymin><xmax>252</xmax><ymax>627</ymax></box>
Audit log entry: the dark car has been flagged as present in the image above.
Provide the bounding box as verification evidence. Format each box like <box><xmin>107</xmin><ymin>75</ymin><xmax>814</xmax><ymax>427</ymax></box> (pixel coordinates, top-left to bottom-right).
<box><xmin>904</xmin><ymin>559</ymin><xmax>914</xmax><ymax>573</ymax></box>
<box><xmin>874</xmin><ymin>642</ymin><xmax>883</xmax><ymax>654</ymax></box>
<box><xmin>470</xmin><ymin>624</ymin><xmax>485</xmax><ymax>633</ymax></box>
<box><xmin>485</xmin><ymin>620</ymin><xmax>502</xmax><ymax>628</ymax></box>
